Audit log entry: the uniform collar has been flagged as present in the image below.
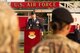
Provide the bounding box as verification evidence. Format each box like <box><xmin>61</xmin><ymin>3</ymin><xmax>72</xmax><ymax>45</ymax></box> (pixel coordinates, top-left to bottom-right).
<box><xmin>53</xmin><ymin>34</ymin><xmax>68</xmax><ymax>39</ymax></box>
<box><xmin>45</xmin><ymin>33</ymin><xmax>68</xmax><ymax>40</ymax></box>
<box><xmin>33</xmin><ymin>18</ymin><xmax>36</xmax><ymax>21</ymax></box>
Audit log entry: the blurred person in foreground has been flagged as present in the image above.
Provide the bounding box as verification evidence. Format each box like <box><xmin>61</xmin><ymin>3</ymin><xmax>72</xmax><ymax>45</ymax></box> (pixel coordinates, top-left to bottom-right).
<box><xmin>0</xmin><ymin>1</ymin><xmax>19</xmax><ymax>53</ymax></box>
<box><xmin>31</xmin><ymin>7</ymin><xmax>80</xmax><ymax>53</ymax></box>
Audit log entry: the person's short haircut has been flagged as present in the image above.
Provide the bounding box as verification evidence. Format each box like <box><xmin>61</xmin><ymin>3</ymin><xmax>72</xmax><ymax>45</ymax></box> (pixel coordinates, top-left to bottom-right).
<box><xmin>51</xmin><ymin>7</ymin><xmax>73</xmax><ymax>31</ymax></box>
<box><xmin>52</xmin><ymin>7</ymin><xmax>73</xmax><ymax>24</ymax></box>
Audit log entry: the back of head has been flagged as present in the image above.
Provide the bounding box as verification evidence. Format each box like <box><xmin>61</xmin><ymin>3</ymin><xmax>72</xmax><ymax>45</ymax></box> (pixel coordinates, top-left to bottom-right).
<box><xmin>51</xmin><ymin>7</ymin><xmax>73</xmax><ymax>31</ymax></box>
<box><xmin>0</xmin><ymin>1</ymin><xmax>19</xmax><ymax>53</ymax></box>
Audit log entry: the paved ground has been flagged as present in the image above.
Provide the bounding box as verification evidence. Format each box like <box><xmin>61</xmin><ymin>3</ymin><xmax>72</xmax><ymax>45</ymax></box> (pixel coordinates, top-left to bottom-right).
<box><xmin>19</xmin><ymin>47</ymin><xmax>24</xmax><ymax>53</ymax></box>
<box><xmin>19</xmin><ymin>31</ymin><xmax>24</xmax><ymax>53</ymax></box>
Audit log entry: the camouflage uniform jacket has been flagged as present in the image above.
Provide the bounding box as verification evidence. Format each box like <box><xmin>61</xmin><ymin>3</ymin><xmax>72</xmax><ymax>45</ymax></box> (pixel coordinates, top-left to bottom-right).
<box><xmin>31</xmin><ymin>34</ymin><xmax>80</xmax><ymax>53</ymax></box>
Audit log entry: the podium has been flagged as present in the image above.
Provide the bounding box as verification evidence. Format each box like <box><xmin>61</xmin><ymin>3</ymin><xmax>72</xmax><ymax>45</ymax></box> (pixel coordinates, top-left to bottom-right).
<box><xmin>24</xmin><ymin>29</ymin><xmax>41</xmax><ymax>53</ymax></box>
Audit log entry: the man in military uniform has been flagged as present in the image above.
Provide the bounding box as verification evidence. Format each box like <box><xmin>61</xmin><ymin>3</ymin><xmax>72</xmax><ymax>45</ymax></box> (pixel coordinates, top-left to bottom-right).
<box><xmin>31</xmin><ymin>8</ymin><xmax>80</xmax><ymax>53</ymax></box>
<box><xmin>27</xmin><ymin>12</ymin><xmax>44</xmax><ymax>35</ymax></box>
